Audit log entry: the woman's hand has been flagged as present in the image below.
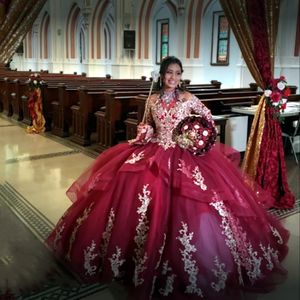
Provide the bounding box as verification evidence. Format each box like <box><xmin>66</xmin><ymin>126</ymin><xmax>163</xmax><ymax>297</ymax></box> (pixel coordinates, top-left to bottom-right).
<box><xmin>128</xmin><ymin>123</ymin><xmax>154</xmax><ymax>145</ymax></box>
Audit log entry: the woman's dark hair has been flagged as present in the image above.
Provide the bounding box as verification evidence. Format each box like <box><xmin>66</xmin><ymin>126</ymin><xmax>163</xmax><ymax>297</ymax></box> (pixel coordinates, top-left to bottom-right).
<box><xmin>154</xmin><ymin>56</ymin><xmax>185</xmax><ymax>91</ymax></box>
<box><xmin>160</xmin><ymin>56</ymin><xmax>183</xmax><ymax>76</ymax></box>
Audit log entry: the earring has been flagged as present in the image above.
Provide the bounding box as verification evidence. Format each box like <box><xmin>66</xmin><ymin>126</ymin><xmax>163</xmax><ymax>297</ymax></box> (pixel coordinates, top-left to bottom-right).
<box><xmin>180</xmin><ymin>80</ymin><xmax>185</xmax><ymax>90</ymax></box>
<box><xmin>177</xmin><ymin>80</ymin><xmax>182</xmax><ymax>90</ymax></box>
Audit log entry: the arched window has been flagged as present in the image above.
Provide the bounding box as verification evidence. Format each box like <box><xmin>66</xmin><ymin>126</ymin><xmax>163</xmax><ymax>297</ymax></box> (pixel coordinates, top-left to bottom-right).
<box><xmin>40</xmin><ymin>12</ymin><xmax>50</xmax><ymax>59</ymax></box>
<box><xmin>210</xmin><ymin>11</ymin><xmax>230</xmax><ymax>65</ymax></box>
<box><xmin>156</xmin><ymin>19</ymin><xmax>169</xmax><ymax>64</ymax></box>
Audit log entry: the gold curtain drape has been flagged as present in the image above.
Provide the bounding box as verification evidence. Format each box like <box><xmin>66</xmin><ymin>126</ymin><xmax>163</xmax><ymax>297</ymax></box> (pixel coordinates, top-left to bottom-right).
<box><xmin>220</xmin><ymin>0</ymin><xmax>294</xmax><ymax>208</ymax></box>
<box><xmin>219</xmin><ymin>0</ymin><xmax>280</xmax><ymax>179</ymax></box>
<box><xmin>219</xmin><ymin>0</ymin><xmax>279</xmax><ymax>89</ymax></box>
<box><xmin>0</xmin><ymin>0</ymin><xmax>47</xmax><ymax>64</ymax></box>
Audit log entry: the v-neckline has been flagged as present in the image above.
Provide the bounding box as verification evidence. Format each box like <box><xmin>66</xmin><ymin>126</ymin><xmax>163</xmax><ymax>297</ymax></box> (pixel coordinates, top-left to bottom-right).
<box><xmin>161</xmin><ymin>97</ymin><xmax>177</xmax><ymax>111</ymax></box>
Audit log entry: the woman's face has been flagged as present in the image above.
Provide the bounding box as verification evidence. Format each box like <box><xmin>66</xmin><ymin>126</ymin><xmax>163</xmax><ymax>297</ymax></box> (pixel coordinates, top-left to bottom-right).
<box><xmin>162</xmin><ymin>63</ymin><xmax>182</xmax><ymax>90</ymax></box>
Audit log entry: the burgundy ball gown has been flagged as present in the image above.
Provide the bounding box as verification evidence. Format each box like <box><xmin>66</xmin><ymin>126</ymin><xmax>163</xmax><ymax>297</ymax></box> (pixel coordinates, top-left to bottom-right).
<box><xmin>46</xmin><ymin>91</ymin><xmax>289</xmax><ymax>300</ymax></box>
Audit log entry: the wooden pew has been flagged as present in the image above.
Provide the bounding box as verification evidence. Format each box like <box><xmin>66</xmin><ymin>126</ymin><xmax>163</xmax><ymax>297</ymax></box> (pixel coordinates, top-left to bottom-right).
<box><xmin>1</xmin><ymin>78</ymin><xmax>14</xmax><ymax>116</ymax></box>
<box><xmin>70</xmin><ymin>86</ymin><xmax>106</xmax><ymax>145</ymax></box>
<box><xmin>10</xmin><ymin>79</ymin><xmax>29</xmax><ymax>121</ymax></box>
<box><xmin>97</xmin><ymin>92</ymin><xmax>235</xmax><ymax>152</ymax></box>
<box><xmin>48</xmin><ymin>80</ymin><xmax>221</xmax><ymax>140</ymax></box>
<box><xmin>1</xmin><ymin>73</ymin><xmax>149</xmax><ymax>126</ymax></box>
<box><xmin>22</xmin><ymin>79</ymin><xmax>149</xmax><ymax>134</ymax></box>
<box><xmin>1</xmin><ymin>71</ymin><xmax>221</xmax><ymax>128</ymax></box>
<box><xmin>50</xmin><ymin>82</ymin><xmax>151</xmax><ymax>139</ymax></box>
<box><xmin>185</xmin><ymin>80</ymin><xmax>222</xmax><ymax>89</ymax></box>
<box><xmin>123</xmin><ymin>94</ymin><xmax>149</xmax><ymax>141</ymax></box>
<box><xmin>288</xmin><ymin>93</ymin><xmax>300</xmax><ymax>102</ymax></box>
<box><xmin>187</xmin><ymin>83</ymin><xmax>258</xmax><ymax>94</ymax></box>
<box><xmin>93</xmin><ymin>89</ymin><xmax>262</xmax><ymax>152</ymax></box>
<box><xmin>196</xmin><ymin>92</ymin><xmax>262</xmax><ymax>114</ymax></box>
<box><xmin>51</xmin><ymin>83</ymin><xmax>79</xmax><ymax>137</ymax></box>
<box><xmin>94</xmin><ymin>90</ymin><xmax>153</xmax><ymax>151</ymax></box>
<box><xmin>21</xmin><ymin>91</ymin><xmax>32</xmax><ymax>125</ymax></box>
<box><xmin>0</xmin><ymin>78</ymin><xmax>6</xmax><ymax>112</ymax></box>
<box><xmin>41</xmin><ymin>83</ymin><xmax>61</xmax><ymax>131</ymax></box>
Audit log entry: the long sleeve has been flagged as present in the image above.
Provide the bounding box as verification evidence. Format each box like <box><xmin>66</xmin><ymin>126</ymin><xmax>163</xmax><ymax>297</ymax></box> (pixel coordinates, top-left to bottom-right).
<box><xmin>143</xmin><ymin>95</ymin><xmax>156</xmax><ymax>126</ymax></box>
<box><xmin>128</xmin><ymin>95</ymin><xmax>155</xmax><ymax>145</ymax></box>
<box><xmin>190</xmin><ymin>95</ymin><xmax>214</xmax><ymax>122</ymax></box>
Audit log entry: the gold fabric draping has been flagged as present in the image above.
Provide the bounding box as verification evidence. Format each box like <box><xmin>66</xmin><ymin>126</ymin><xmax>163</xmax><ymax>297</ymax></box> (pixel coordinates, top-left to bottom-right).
<box><xmin>219</xmin><ymin>0</ymin><xmax>279</xmax><ymax>90</ymax></box>
<box><xmin>264</xmin><ymin>0</ymin><xmax>280</xmax><ymax>72</ymax></box>
<box><xmin>0</xmin><ymin>0</ymin><xmax>47</xmax><ymax>64</ymax></box>
<box><xmin>26</xmin><ymin>88</ymin><xmax>46</xmax><ymax>134</ymax></box>
<box><xmin>219</xmin><ymin>0</ymin><xmax>280</xmax><ymax>179</ymax></box>
<box><xmin>241</xmin><ymin>95</ymin><xmax>266</xmax><ymax>179</ymax></box>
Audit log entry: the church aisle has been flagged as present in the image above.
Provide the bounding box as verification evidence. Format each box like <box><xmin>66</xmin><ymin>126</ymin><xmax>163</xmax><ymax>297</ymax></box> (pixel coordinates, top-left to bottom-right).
<box><xmin>0</xmin><ymin>116</ymin><xmax>119</xmax><ymax>299</ymax></box>
<box><xmin>0</xmin><ymin>115</ymin><xmax>299</xmax><ymax>299</ymax></box>
<box><xmin>0</xmin><ymin>117</ymin><xmax>95</xmax><ymax>225</ymax></box>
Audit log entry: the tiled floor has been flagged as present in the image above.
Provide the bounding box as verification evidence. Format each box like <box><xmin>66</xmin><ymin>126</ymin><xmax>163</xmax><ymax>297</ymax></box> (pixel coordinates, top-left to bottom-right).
<box><xmin>0</xmin><ymin>115</ymin><xmax>299</xmax><ymax>299</ymax></box>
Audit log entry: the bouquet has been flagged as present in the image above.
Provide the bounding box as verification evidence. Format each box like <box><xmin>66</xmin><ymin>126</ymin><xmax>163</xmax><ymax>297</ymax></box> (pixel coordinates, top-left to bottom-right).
<box><xmin>264</xmin><ymin>76</ymin><xmax>290</xmax><ymax>119</ymax></box>
<box><xmin>172</xmin><ymin>115</ymin><xmax>217</xmax><ymax>155</ymax></box>
<box><xmin>27</xmin><ymin>73</ymin><xmax>45</xmax><ymax>90</ymax></box>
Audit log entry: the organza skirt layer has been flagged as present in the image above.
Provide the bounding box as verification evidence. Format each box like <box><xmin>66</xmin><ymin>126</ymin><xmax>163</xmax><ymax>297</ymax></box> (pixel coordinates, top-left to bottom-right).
<box><xmin>46</xmin><ymin>142</ymin><xmax>289</xmax><ymax>300</ymax></box>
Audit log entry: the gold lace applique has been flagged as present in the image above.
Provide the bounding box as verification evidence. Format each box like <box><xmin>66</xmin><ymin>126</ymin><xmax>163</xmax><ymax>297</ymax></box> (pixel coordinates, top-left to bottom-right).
<box><xmin>66</xmin><ymin>202</ymin><xmax>94</xmax><ymax>260</ymax></box>
<box><xmin>259</xmin><ymin>243</ymin><xmax>279</xmax><ymax>271</ymax></box>
<box><xmin>177</xmin><ymin>159</ymin><xmax>207</xmax><ymax>190</ymax></box>
<box><xmin>210</xmin><ymin>193</ymin><xmax>264</xmax><ymax>285</ymax></box>
<box><xmin>176</xmin><ymin>222</ymin><xmax>203</xmax><ymax>297</ymax></box>
<box><xmin>155</xmin><ymin>233</ymin><xmax>166</xmax><ymax>269</ymax></box>
<box><xmin>269</xmin><ymin>225</ymin><xmax>283</xmax><ymax>244</ymax></box>
<box><xmin>133</xmin><ymin>184</ymin><xmax>152</xmax><ymax>286</ymax></box>
<box><xmin>53</xmin><ymin>223</ymin><xmax>65</xmax><ymax>250</ymax></box>
<box><xmin>100</xmin><ymin>208</ymin><xmax>115</xmax><ymax>258</ymax></box>
<box><xmin>109</xmin><ymin>246</ymin><xmax>126</xmax><ymax>278</ymax></box>
<box><xmin>158</xmin><ymin>260</ymin><xmax>176</xmax><ymax>296</ymax></box>
<box><xmin>192</xmin><ymin>166</ymin><xmax>207</xmax><ymax>190</ymax></box>
<box><xmin>84</xmin><ymin>240</ymin><xmax>98</xmax><ymax>276</ymax></box>
<box><xmin>211</xmin><ymin>256</ymin><xmax>228</xmax><ymax>292</ymax></box>
<box><xmin>125</xmin><ymin>151</ymin><xmax>145</xmax><ymax>164</ymax></box>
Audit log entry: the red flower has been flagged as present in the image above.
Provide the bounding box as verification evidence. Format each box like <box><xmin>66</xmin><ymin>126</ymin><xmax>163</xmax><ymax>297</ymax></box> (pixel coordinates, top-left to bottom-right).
<box><xmin>265</xmin><ymin>76</ymin><xmax>290</xmax><ymax>120</ymax></box>
<box><xmin>283</xmin><ymin>87</ymin><xmax>291</xmax><ymax>97</ymax></box>
<box><xmin>270</xmin><ymin>91</ymin><xmax>281</xmax><ymax>102</ymax></box>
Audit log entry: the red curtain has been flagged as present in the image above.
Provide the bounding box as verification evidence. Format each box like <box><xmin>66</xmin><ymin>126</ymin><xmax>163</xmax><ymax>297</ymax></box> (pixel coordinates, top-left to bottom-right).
<box><xmin>220</xmin><ymin>0</ymin><xmax>295</xmax><ymax>208</ymax></box>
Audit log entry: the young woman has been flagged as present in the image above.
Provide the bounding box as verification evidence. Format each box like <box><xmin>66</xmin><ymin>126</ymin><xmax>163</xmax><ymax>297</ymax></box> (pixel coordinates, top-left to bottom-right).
<box><xmin>46</xmin><ymin>56</ymin><xmax>289</xmax><ymax>299</ymax></box>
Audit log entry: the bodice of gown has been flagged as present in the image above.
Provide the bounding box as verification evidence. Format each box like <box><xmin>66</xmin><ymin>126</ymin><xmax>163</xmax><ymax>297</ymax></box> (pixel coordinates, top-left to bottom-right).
<box><xmin>149</xmin><ymin>92</ymin><xmax>213</xmax><ymax>150</ymax></box>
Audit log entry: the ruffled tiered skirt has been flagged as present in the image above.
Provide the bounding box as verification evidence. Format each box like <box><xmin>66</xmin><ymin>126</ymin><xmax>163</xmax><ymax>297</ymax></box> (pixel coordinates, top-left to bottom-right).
<box><xmin>46</xmin><ymin>142</ymin><xmax>289</xmax><ymax>299</ymax></box>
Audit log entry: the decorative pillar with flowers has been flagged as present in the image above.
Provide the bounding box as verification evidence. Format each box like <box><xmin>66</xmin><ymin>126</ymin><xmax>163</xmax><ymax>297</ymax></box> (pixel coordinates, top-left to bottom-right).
<box><xmin>26</xmin><ymin>73</ymin><xmax>46</xmax><ymax>134</ymax></box>
<box><xmin>264</xmin><ymin>76</ymin><xmax>290</xmax><ymax>121</ymax></box>
<box><xmin>220</xmin><ymin>0</ymin><xmax>295</xmax><ymax>209</ymax></box>
<box><xmin>242</xmin><ymin>76</ymin><xmax>295</xmax><ymax>209</ymax></box>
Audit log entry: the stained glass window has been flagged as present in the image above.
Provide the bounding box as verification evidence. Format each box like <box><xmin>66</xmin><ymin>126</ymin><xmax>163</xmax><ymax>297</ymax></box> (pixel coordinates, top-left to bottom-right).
<box><xmin>211</xmin><ymin>11</ymin><xmax>230</xmax><ymax>65</ymax></box>
<box><xmin>156</xmin><ymin>19</ymin><xmax>169</xmax><ymax>64</ymax></box>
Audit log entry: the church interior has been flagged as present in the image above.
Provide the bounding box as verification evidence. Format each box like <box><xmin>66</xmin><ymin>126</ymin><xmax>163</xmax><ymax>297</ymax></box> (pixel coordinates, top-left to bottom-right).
<box><xmin>0</xmin><ymin>0</ymin><xmax>299</xmax><ymax>299</ymax></box>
